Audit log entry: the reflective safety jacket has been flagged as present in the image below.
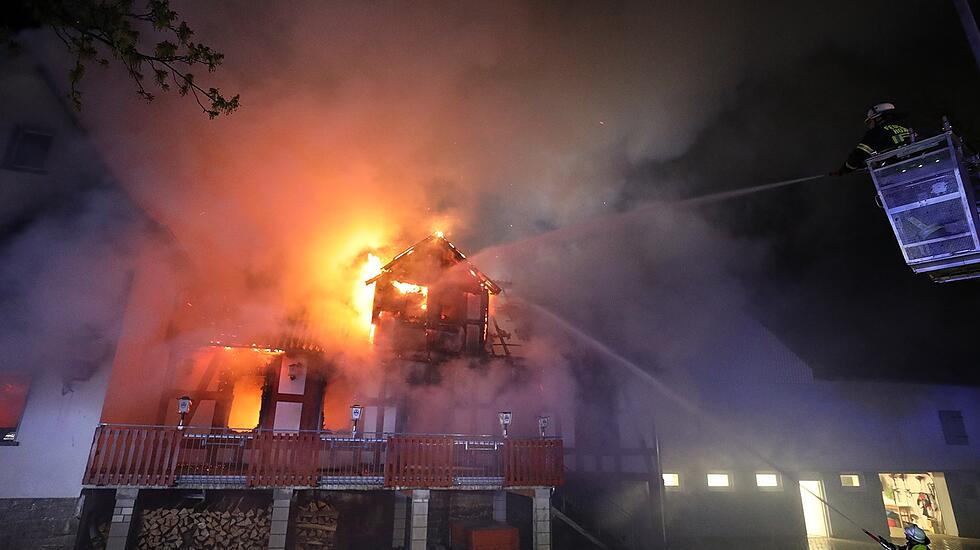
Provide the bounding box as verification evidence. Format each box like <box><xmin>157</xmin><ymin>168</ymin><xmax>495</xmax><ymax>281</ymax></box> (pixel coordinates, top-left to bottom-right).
<box><xmin>881</xmin><ymin>541</ymin><xmax>929</xmax><ymax>550</ymax></box>
<box><xmin>840</xmin><ymin>122</ymin><xmax>914</xmax><ymax>173</ymax></box>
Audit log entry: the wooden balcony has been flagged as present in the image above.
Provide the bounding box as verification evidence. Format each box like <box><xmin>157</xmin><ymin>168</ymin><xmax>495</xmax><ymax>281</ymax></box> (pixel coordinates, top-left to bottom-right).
<box><xmin>83</xmin><ymin>424</ymin><xmax>564</xmax><ymax>490</ymax></box>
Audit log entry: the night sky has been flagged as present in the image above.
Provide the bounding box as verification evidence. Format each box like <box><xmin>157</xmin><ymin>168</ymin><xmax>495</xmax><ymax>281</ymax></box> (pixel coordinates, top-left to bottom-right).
<box><xmin>617</xmin><ymin>2</ymin><xmax>980</xmax><ymax>384</ymax></box>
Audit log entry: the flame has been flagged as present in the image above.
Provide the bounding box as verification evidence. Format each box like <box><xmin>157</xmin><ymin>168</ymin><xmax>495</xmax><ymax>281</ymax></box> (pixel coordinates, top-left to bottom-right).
<box><xmin>433</xmin><ymin>230</ymin><xmax>444</xmax><ymax>239</ymax></box>
<box><xmin>392</xmin><ymin>280</ymin><xmax>428</xmax><ymax>310</ymax></box>
<box><xmin>353</xmin><ymin>253</ymin><xmax>382</xmax><ymax>336</ymax></box>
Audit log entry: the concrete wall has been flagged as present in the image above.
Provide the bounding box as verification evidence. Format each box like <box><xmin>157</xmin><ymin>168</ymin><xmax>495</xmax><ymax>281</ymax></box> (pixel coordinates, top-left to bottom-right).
<box><xmin>661</xmin><ymin>468</ymin><xmax>809</xmax><ymax>550</ymax></box>
<box><xmin>0</xmin><ymin>498</ymin><xmax>80</xmax><ymax>550</ymax></box>
<box><xmin>605</xmin><ymin>358</ymin><xmax>980</xmax><ymax>544</ymax></box>
<box><xmin>0</xmin><ymin>366</ymin><xmax>110</xmax><ymax>498</ymax></box>
<box><xmin>944</xmin><ymin>471</ymin><xmax>980</xmax><ymax>538</ymax></box>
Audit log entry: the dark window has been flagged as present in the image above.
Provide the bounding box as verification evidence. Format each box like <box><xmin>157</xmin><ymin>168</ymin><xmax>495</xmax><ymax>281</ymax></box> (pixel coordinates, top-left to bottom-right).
<box><xmin>0</xmin><ymin>373</ymin><xmax>31</xmax><ymax>445</ymax></box>
<box><xmin>3</xmin><ymin>126</ymin><xmax>54</xmax><ymax>173</ymax></box>
<box><xmin>939</xmin><ymin>410</ymin><xmax>969</xmax><ymax>445</ymax></box>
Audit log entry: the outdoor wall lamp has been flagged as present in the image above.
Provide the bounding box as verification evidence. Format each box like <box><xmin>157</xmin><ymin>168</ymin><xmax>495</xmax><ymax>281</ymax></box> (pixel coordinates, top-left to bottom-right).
<box><xmin>498</xmin><ymin>411</ymin><xmax>512</xmax><ymax>439</ymax></box>
<box><xmin>350</xmin><ymin>404</ymin><xmax>363</xmax><ymax>438</ymax></box>
<box><xmin>537</xmin><ymin>415</ymin><xmax>550</xmax><ymax>438</ymax></box>
<box><xmin>177</xmin><ymin>395</ymin><xmax>193</xmax><ymax>430</ymax></box>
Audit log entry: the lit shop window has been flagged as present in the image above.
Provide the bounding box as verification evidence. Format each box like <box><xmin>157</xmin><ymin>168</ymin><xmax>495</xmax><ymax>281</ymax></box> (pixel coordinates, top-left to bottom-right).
<box><xmin>707</xmin><ymin>473</ymin><xmax>731</xmax><ymax>488</ymax></box>
<box><xmin>662</xmin><ymin>473</ymin><xmax>680</xmax><ymax>488</ymax></box>
<box><xmin>0</xmin><ymin>373</ymin><xmax>31</xmax><ymax>444</ymax></box>
<box><xmin>756</xmin><ymin>473</ymin><xmax>781</xmax><ymax>488</ymax></box>
<box><xmin>840</xmin><ymin>474</ymin><xmax>862</xmax><ymax>487</ymax></box>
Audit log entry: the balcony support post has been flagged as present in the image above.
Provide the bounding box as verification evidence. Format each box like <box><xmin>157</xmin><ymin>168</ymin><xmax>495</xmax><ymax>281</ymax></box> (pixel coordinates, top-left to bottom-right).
<box><xmin>268</xmin><ymin>488</ymin><xmax>294</xmax><ymax>550</ymax></box>
<box><xmin>409</xmin><ymin>489</ymin><xmax>430</xmax><ymax>550</ymax></box>
<box><xmin>492</xmin><ymin>490</ymin><xmax>507</xmax><ymax>522</ymax></box>
<box><xmin>532</xmin><ymin>488</ymin><xmax>552</xmax><ymax>550</ymax></box>
<box><xmin>105</xmin><ymin>487</ymin><xmax>139</xmax><ymax>550</ymax></box>
<box><xmin>392</xmin><ymin>491</ymin><xmax>409</xmax><ymax>548</ymax></box>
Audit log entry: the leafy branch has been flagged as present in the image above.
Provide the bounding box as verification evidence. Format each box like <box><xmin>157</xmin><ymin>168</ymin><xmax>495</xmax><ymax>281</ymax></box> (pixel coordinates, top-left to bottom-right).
<box><xmin>4</xmin><ymin>0</ymin><xmax>239</xmax><ymax>118</ymax></box>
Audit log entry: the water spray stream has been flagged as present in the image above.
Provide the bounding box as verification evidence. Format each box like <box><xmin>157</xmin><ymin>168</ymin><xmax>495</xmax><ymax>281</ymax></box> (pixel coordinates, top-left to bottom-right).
<box><xmin>515</xmin><ymin>297</ymin><xmax>886</xmax><ymax>542</ymax></box>
<box><xmin>478</xmin><ymin>172</ymin><xmax>833</xmax><ymax>264</ymax></box>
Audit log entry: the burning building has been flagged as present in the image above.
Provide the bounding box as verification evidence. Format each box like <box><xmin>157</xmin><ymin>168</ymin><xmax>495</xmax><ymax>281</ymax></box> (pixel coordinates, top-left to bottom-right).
<box><xmin>65</xmin><ymin>225</ymin><xmax>562</xmax><ymax>550</ymax></box>
<box><xmin>3</xmin><ymin>36</ymin><xmax>980</xmax><ymax>550</ymax></box>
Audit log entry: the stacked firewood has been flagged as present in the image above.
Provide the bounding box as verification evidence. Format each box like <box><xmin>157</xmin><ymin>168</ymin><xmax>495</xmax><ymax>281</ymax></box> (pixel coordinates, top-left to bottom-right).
<box><xmin>293</xmin><ymin>500</ymin><xmax>339</xmax><ymax>549</ymax></box>
<box><xmin>134</xmin><ymin>505</ymin><xmax>271</xmax><ymax>550</ymax></box>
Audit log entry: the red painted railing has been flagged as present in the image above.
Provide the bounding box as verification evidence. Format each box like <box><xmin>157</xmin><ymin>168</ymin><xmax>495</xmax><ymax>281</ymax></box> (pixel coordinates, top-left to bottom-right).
<box><xmin>82</xmin><ymin>425</ymin><xmax>563</xmax><ymax>489</ymax></box>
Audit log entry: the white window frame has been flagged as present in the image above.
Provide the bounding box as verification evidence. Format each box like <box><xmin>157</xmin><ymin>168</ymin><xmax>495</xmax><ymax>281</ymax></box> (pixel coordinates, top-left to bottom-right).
<box><xmin>662</xmin><ymin>472</ymin><xmax>681</xmax><ymax>491</ymax></box>
<box><xmin>839</xmin><ymin>473</ymin><xmax>864</xmax><ymax>490</ymax></box>
<box><xmin>706</xmin><ymin>471</ymin><xmax>733</xmax><ymax>491</ymax></box>
<box><xmin>755</xmin><ymin>471</ymin><xmax>783</xmax><ymax>491</ymax></box>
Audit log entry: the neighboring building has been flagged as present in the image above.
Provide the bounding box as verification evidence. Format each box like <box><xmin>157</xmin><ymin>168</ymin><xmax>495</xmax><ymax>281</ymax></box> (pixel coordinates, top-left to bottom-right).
<box><xmin>0</xmin><ymin>52</ymin><xmax>144</xmax><ymax>549</ymax></box>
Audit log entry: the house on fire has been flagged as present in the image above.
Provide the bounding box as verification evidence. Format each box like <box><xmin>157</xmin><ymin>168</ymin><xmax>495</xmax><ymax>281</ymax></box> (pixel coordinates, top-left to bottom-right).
<box><xmin>367</xmin><ymin>233</ymin><xmax>502</xmax><ymax>361</ymax></box>
<box><xmin>3</xmin><ymin>49</ymin><xmax>980</xmax><ymax>550</ymax></box>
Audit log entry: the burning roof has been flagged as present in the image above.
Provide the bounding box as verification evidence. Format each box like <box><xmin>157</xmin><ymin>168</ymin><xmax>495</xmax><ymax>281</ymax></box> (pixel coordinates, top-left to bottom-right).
<box><xmin>365</xmin><ymin>233</ymin><xmax>502</xmax><ymax>295</ymax></box>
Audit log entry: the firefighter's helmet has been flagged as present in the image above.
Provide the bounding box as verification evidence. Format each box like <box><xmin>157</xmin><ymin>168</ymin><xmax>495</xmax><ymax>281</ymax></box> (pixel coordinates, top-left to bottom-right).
<box><xmin>904</xmin><ymin>524</ymin><xmax>927</xmax><ymax>543</ymax></box>
<box><xmin>865</xmin><ymin>102</ymin><xmax>898</xmax><ymax>123</ymax></box>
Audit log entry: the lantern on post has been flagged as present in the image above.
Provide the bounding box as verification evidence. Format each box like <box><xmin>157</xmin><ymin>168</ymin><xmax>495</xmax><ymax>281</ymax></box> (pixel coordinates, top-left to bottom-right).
<box><xmin>350</xmin><ymin>404</ymin><xmax>363</xmax><ymax>438</ymax></box>
<box><xmin>177</xmin><ymin>395</ymin><xmax>193</xmax><ymax>430</ymax></box>
<box><xmin>537</xmin><ymin>415</ymin><xmax>550</xmax><ymax>438</ymax></box>
<box><xmin>498</xmin><ymin>411</ymin><xmax>512</xmax><ymax>439</ymax></box>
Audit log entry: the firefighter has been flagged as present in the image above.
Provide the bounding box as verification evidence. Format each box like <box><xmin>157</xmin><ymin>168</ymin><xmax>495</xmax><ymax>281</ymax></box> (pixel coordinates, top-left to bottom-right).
<box><xmin>830</xmin><ymin>102</ymin><xmax>914</xmax><ymax>175</ymax></box>
<box><xmin>873</xmin><ymin>524</ymin><xmax>931</xmax><ymax>550</ymax></box>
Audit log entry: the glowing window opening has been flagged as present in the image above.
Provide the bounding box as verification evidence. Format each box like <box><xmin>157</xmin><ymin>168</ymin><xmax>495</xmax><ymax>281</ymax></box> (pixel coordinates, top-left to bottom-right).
<box><xmin>662</xmin><ymin>473</ymin><xmax>680</xmax><ymax>487</ymax></box>
<box><xmin>707</xmin><ymin>473</ymin><xmax>731</xmax><ymax>488</ymax></box>
<box><xmin>756</xmin><ymin>473</ymin><xmax>780</xmax><ymax>488</ymax></box>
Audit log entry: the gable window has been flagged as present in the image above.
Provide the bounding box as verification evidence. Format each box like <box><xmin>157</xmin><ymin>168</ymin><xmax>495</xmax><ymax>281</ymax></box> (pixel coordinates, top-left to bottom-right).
<box><xmin>2</xmin><ymin>126</ymin><xmax>54</xmax><ymax>173</ymax></box>
<box><xmin>939</xmin><ymin>410</ymin><xmax>968</xmax><ymax>445</ymax></box>
<box><xmin>0</xmin><ymin>373</ymin><xmax>31</xmax><ymax>445</ymax></box>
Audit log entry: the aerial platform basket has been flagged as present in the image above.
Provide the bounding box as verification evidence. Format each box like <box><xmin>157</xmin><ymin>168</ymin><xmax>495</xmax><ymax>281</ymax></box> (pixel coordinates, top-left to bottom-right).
<box><xmin>868</xmin><ymin>130</ymin><xmax>980</xmax><ymax>282</ymax></box>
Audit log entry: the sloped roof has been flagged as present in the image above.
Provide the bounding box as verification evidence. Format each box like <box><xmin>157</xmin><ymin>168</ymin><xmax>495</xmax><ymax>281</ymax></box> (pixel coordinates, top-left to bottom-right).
<box><xmin>365</xmin><ymin>233</ymin><xmax>502</xmax><ymax>294</ymax></box>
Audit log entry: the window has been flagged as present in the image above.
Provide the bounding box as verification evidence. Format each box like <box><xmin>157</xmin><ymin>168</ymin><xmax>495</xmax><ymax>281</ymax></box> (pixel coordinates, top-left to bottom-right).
<box><xmin>0</xmin><ymin>373</ymin><xmax>31</xmax><ymax>444</ymax></box>
<box><xmin>707</xmin><ymin>473</ymin><xmax>731</xmax><ymax>488</ymax></box>
<box><xmin>756</xmin><ymin>472</ymin><xmax>781</xmax><ymax>488</ymax></box>
<box><xmin>2</xmin><ymin>127</ymin><xmax>53</xmax><ymax>173</ymax></box>
<box><xmin>840</xmin><ymin>474</ymin><xmax>862</xmax><ymax>487</ymax></box>
<box><xmin>939</xmin><ymin>410</ymin><xmax>968</xmax><ymax>445</ymax></box>
<box><xmin>662</xmin><ymin>473</ymin><xmax>680</xmax><ymax>488</ymax></box>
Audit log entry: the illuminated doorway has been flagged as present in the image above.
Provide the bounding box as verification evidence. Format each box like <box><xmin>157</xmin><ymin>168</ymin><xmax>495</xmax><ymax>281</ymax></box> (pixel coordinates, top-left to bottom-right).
<box><xmin>879</xmin><ymin>472</ymin><xmax>959</xmax><ymax>538</ymax></box>
<box><xmin>800</xmin><ymin>480</ymin><xmax>831</xmax><ymax>538</ymax></box>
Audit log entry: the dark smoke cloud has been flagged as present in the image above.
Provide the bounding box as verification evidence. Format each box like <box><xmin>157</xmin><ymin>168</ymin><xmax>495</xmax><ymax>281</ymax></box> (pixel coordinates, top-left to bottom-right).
<box><xmin>9</xmin><ymin>0</ymin><xmax>971</xmax><ymax>398</ymax></box>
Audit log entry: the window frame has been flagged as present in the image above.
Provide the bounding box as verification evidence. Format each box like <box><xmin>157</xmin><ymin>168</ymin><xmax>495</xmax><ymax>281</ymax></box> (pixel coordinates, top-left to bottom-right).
<box><xmin>938</xmin><ymin>410</ymin><xmax>969</xmax><ymax>446</ymax></box>
<box><xmin>839</xmin><ymin>473</ymin><xmax>864</xmax><ymax>490</ymax></box>
<box><xmin>2</xmin><ymin>126</ymin><xmax>54</xmax><ymax>174</ymax></box>
<box><xmin>0</xmin><ymin>372</ymin><xmax>32</xmax><ymax>446</ymax></box>
<box><xmin>755</xmin><ymin>471</ymin><xmax>783</xmax><ymax>491</ymax></box>
<box><xmin>706</xmin><ymin>471</ymin><xmax>734</xmax><ymax>491</ymax></box>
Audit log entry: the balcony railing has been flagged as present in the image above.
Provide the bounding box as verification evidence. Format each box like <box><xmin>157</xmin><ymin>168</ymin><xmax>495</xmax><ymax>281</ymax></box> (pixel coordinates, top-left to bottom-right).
<box><xmin>83</xmin><ymin>424</ymin><xmax>563</xmax><ymax>489</ymax></box>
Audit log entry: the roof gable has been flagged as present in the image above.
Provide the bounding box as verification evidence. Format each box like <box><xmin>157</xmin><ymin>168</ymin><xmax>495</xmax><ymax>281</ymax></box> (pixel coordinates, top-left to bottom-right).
<box><xmin>366</xmin><ymin>233</ymin><xmax>501</xmax><ymax>294</ymax></box>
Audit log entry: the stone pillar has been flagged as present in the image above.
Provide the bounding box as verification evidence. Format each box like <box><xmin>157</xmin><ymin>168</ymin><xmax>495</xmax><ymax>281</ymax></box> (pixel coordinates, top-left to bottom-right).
<box><xmin>532</xmin><ymin>488</ymin><xmax>551</xmax><ymax>550</ymax></box>
<box><xmin>105</xmin><ymin>488</ymin><xmax>139</xmax><ymax>550</ymax></box>
<box><xmin>392</xmin><ymin>492</ymin><xmax>408</xmax><ymax>548</ymax></box>
<box><xmin>268</xmin><ymin>488</ymin><xmax>293</xmax><ymax>550</ymax></box>
<box><xmin>409</xmin><ymin>489</ymin><xmax>430</xmax><ymax>550</ymax></box>
<box><xmin>492</xmin><ymin>490</ymin><xmax>507</xmax><ymax>523</ymax></box>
